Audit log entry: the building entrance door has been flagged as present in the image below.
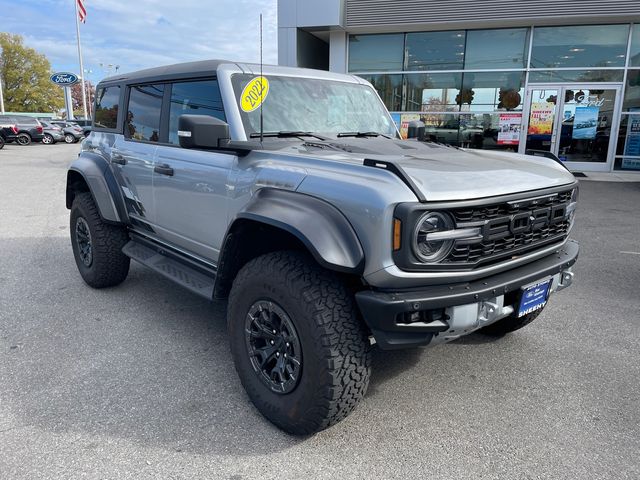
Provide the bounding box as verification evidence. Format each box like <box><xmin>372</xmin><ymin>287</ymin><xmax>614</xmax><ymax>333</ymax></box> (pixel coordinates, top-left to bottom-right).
<box><xmin>519</xmin><ymin>84</ymin><xmax>622</xmax><ymax>172</ymax></box>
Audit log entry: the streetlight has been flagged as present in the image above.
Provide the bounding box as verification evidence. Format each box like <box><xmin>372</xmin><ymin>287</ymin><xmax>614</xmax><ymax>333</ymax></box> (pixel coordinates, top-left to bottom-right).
<box><xmin>83</xmin><ymin>68</ymin><xmax>93</xmax><ymax>117</ymax></box>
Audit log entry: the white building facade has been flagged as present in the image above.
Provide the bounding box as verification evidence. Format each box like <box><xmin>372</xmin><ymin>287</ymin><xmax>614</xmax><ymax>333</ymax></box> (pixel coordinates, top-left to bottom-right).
<box><xmin>278</xmin><ymin>0</ymin><xmax>640</xmax><ymax>172</ymax></box>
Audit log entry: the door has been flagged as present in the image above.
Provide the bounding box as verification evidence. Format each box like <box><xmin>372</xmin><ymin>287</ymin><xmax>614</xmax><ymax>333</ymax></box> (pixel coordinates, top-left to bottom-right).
<box><xmin>520</xmin><ymin>85</ymin><xmax>622</xmax><ymax>172</ymax></box>
<box><xmin>152</xmin><ymin>78</ymin><xmax>231</xmax><ymax>263</ymax></box>
<box><xmin>112</xmin><ymin>83</ymin><xmax>166</xmax><ymax>231</ymax></box>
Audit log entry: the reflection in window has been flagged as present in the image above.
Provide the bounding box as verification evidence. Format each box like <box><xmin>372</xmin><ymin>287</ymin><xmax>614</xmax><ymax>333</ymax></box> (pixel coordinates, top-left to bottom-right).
<box><xmin>94</xmin><ymin>86</ymin><xmax>120</xmax><ymax>129</ymax></box>
<box><xmin>530</xmin><ymin>25</ymin><xmax>628</xmax><ymax>68</ymax></box>
<box><xmin>631</xmin><ymin>25</ymin><xmax>640</xmax><ymax>67</ymax></box>
<box><xmin>404</xmin><ymin>72</ymin><xmax>462</xmax><ymax>112</ymax></box>
<box><xmin>623</xmin><ymin>70</ymin><xmax>640</xmax><ymax>112</ymax></box>
<box><xmin>615</xmin><ymin>115</ymin><xmax>640</xmax><ymax>170</ymax></box>
<box><xmin>464</xmin><ymin>28</ymin><xmax>529</xmax><ymax>69</ymax></box>
<box><xmin>348</xmin><ymin>34</ymin><xmax>404</xmax><ymax>72</ymax></box>
<box><xmin>460</xmin><ymin>72</ymin><xmax>525</xmax><ymax>111</ymax></box>
<box><xmin>405</xmin><ymin>31</ymin><xmax>465</xmax><ymax>71</ymax></box>
<box><xmin>400</xmin><ymin>112</ymin><xmax>520</xmax><ymax>151</ymax></box>
<box><xmin>358</xmin><ymin>74</ymin><xmax>403</xmax><ymax>111</ymax></box>
<box><xmin>126</xmin><ymin>84</ymin><xmax>164</xmax><ymax>142</ymax></box>
<box><xmin>528</xmin><ymin>70</ymin><xmax>624</xmax><ymax>83</ymax></box>
<box><xmin>168</xmin><ymin>80</ymin><xmax>225</xmax><ymax>145</ymax></box>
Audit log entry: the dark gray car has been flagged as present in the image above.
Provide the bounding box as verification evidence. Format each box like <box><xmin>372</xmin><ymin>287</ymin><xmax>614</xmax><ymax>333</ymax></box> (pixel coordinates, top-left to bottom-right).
<box><xmin>51</xmin><ymin>121</ymin><xmax>84</xmax><ymax>143</ymax></box>
<box><xmin>66</xmin><ymin>60</ymin><xmax>579</xmax><ymax>435</ymax></box>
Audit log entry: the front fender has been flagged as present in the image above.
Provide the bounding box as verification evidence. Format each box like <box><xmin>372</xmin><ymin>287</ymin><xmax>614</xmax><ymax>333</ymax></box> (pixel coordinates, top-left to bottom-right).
<box><xmin>237</xmin><ymin>188</ymin><xmax>365</xmax><ymax>273</ymax></box>
<box><xmin>66</xmin><ymin>152</ymin><xmax>125</xmax><ymax>223</ymax></box>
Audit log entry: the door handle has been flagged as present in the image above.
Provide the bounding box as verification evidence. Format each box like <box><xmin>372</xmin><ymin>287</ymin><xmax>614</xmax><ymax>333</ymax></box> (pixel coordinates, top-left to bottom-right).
<box><xmin>154</xmin><ymin>164</ymin><xmax>174</xmax><ymax>176</ymax></box>
<box><xmin>111</xmin><ymin>153</ymin><xmax>127</xmax><ymax>165</ymax></box>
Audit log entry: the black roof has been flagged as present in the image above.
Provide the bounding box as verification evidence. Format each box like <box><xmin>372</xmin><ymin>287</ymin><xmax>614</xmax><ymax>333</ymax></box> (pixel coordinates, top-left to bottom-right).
<box><xmin>98</xmin><ymin>59</ymin><xmax>234</xmax><ymax>87</ymax></box>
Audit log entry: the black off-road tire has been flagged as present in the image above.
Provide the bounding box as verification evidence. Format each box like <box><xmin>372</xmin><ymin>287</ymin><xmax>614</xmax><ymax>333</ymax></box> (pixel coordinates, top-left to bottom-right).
<box><xmin>228</xmin><ymin>251</ymin><xmax>371</xmax><ymax>435</ymax></box>
<box><xmin>70</xmin><ymin>192</ymin><xmax>130</xmax><ymax>288</ymax></box>
<box><xmin>479</xmin><ymin>308</ymin><xmax>544</xmax><ymax>336</ymax></box>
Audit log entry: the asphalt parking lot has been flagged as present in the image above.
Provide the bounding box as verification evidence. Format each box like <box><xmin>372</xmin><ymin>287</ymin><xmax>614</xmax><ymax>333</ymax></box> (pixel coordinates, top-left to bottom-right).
<box><xmin>1</xmin><ymin>143</ymin><xmax>639</xmax><ymax>479</ymax></box>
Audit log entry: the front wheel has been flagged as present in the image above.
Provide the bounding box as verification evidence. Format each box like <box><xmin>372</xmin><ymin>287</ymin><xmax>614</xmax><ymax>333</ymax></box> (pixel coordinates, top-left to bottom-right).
<box><xmin>42</xmin><ymin>133</ymin><xmax>55</xmax><ymax>144</ymax></box>
<box><xmin>16</xmin><ymin>133</ymin><xmax>31</xmax><ymax>145</ymax></box>
<box><xmin>70</xmin><ymin>192</ymin><xmax>130</xmax><ymax>288</ymax></box>
<box><xmin>228</xmin><ymin>251</ymin><xmax>371</xmax><ymax>435</ymax></box>
<box><xmin>64</xmin><ymin>133</ymin><xmax>76</xmax><ymax>144</ymax></box>
<box><xmin>0</xmin><ymin>136</ymin><xmax>4</xmax><ymax>149</ymax></box>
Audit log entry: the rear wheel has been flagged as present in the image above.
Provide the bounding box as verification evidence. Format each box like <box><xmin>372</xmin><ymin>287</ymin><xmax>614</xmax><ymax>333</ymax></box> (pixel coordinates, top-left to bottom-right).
<box><xmin>70</xmin><ymin>192</ymin><xmax>130</xmax><ymax>288</ymax></box>
<box><xmin>16</xmin><ymin>133</ymin><xmax>31</xmax><ymax>145</ymax></box>
<box><xmin>479</xmin><ymin>308</ymin><xmax>544</xmax><ymax>336</ymax></box>
<box><xmin>228</xmin><ymin>251</ymin><xmax>371</xmax><ymax>435</ymax></box>
<box><xmin>42</xmin><ymin>133</ymin><xmax>55</xmax><ymax>144</ymax></box>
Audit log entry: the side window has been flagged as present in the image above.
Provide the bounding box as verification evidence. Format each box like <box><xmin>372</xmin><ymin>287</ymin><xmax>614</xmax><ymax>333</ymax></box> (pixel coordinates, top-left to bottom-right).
<box><xmin>168</xmin><ymin>79</ymin><xmax>225</xmax><ymax>145</ymax></box>
<box><xmin>125</xmin><ymin>84</ymin><xmax>164</xmax><ymax>142</ymax></box>
<box><xmin>94</xmin><ymin>86</ymin><xmax>120</xmax><ymax>129</ymax></box>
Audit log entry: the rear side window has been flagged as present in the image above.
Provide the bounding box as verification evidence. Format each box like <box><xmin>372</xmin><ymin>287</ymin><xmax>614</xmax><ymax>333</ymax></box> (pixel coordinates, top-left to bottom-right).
<box><xmin>15</xmin><ymin>116</ymin><xmax>38</xmax><ymax>125</ymax></box>
<box><xmin>168</xmin><ymin>79</ymin><xmax>225</xmax><ymax>144</ymax></box>
<box><xmin>125</xmin><ymin>84</ymin><xmax>164</xmax><ymax>142</ymax></box>
<box><xmin>95</xmin><ymin>86</ymin><xmax>120</xmax><ymax>129</ymax></box>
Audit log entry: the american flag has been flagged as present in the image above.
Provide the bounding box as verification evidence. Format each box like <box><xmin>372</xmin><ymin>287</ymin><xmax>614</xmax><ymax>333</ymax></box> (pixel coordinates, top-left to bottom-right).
<box><xmin>77</xmin><ymin>0</ymin><xmax>87</xmax><ymax>23</ymax></box>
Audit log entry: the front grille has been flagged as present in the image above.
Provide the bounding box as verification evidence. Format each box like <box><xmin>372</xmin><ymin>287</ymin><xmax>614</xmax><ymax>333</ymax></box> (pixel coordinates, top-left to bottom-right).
<box><xmin>444</xmin><ymin>189</ymin><xmax>574</xmax><ymax>267</ymax></box>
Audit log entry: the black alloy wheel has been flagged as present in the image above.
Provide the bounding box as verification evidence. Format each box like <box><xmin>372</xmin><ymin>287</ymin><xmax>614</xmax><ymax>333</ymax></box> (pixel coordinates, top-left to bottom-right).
<box><xmin>74</xmin><ymin>216</ymin><xmax>93</xmax><ymax>267</ymax></box>
<box><xmin>245</xmin><ymin>300</ymin><xmax>302</xmax><ymax>394</ymax></box>
<box><xmin>16</xmin><ymin>133</ymin><xmax>31</xmax><ymax>145</ymax></box>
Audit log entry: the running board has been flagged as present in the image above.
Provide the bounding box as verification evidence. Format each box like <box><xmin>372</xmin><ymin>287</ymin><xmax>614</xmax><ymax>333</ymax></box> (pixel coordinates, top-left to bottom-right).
<box><xmin>122</xmin><ymin>240</ymin><xmax>215</xmax><ymax>299</ymax></box>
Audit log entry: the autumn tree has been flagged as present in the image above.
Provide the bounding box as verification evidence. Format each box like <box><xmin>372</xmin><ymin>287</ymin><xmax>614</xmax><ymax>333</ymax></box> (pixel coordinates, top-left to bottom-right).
<box><xmin>0</xmin><ymin>33</ymin><xmax>64</xmax><ymax>112</ymax></box>
<box><xmin>71</xmin><ymin>79</ymin><xmax>95</xmax><ymax>115</ymax></box>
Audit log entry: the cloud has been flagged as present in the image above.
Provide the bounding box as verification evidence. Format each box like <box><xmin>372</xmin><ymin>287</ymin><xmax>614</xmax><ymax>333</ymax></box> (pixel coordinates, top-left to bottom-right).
<box><xmin>1</xmin><ymin>0</ymin><xmax>278</xmax><ymax>84</ymax></box>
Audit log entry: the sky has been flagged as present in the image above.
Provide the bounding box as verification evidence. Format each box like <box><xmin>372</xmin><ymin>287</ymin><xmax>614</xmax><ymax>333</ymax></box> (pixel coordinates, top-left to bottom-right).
<box><xmin>1</xmin><ymin>0</ymin><xmax>278</xmax><ymax>85</ymax></box>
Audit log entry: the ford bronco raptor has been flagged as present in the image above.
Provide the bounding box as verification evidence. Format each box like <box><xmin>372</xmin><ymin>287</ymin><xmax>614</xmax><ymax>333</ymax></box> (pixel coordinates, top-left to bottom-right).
<box><xmin>66</xmin><ymin>61</ymin><xmax>579</xmax><ymax>435</ymax></box>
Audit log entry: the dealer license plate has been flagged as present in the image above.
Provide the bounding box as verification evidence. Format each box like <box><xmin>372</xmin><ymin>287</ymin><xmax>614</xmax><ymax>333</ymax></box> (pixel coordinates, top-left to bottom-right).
<box><xmin>518</xmin><ymin>279</ymin><xmax>551</xmax><ymax>318</ymax></box>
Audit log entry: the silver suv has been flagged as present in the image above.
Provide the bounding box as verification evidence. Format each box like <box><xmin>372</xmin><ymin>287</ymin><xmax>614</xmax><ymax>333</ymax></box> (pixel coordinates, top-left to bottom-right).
<box><xmin>66</xmin><ymin>60</ymin><xmax>579</xmax><ymax>434</ymax></box>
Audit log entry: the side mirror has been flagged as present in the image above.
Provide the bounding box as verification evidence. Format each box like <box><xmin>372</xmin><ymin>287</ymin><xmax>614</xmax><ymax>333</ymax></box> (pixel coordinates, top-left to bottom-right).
<box><xmin>178</xmin><ymin>114</ymin><xmax>230</xmax><ymax>149</ymax></box>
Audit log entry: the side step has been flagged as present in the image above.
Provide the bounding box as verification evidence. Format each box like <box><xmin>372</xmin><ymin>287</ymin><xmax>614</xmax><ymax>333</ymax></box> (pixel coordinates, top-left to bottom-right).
<box><xmin>122</xmin><ymin>240</ymin><xmax>215</xmax><ymax>299</ymax></box>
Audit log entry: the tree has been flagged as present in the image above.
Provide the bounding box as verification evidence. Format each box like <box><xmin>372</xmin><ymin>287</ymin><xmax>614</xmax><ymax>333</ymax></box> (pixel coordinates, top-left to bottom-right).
<box><xmin>71</xmin><ymin>80</ymin><xmax>95</xmax><ymax>116</ymax></box>
<box><xmin>0</xmin><ymin>33</ymin><xmax>64</xmax><ymax>112</ymax></box>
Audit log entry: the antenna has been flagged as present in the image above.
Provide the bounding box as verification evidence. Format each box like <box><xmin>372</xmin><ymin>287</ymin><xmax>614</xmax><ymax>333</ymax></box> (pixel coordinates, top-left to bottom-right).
<box><xmin>259</xmin><ymin>13</ymin><xmax>264</xmax><ymax>143</ymax></box>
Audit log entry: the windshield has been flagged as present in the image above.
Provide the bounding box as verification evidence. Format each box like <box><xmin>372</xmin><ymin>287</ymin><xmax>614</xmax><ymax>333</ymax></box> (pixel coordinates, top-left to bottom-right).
<box><xmin>231</xmin><ymin>74</ymin><xmax>397</xmax><ymax>138</ymax></box>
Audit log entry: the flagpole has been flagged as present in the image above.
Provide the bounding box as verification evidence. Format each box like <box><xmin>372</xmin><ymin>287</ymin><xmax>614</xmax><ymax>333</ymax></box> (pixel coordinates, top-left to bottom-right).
<box><xmin>74</xmin><ymin>0</ymin><xmax>88</xmax><ymax>119</ymax></box>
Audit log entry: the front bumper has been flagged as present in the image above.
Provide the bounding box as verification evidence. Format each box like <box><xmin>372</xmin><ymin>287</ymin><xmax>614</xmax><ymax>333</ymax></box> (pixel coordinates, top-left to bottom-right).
<box><xmin>355</xmin><ymin>240</ymin><xmax>579</xmax><ymax>350</ymax></box>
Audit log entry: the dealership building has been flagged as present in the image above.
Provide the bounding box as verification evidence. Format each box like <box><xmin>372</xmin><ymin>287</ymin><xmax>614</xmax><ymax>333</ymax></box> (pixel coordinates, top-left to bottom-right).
<box><xmin>278</xmin><ymin>0</ymin><xmax>640</xmax><ymax>172</ymax></box>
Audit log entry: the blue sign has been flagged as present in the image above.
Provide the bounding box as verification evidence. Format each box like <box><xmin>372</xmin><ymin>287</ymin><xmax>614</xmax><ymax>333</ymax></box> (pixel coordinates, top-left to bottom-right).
<box><xmin>572</xmin><ymin>106</ymin><xmax>599</xmax><ymax>140</ymax></box>
<box><xmin>518</xmin><ymin>279</ymin><xmax>551</xmax><ymax>317</ymax></box>
<box><xmin>50</xmin><ymin>72</ymin><xmax>79</xmax><ymax>86</ymax></box>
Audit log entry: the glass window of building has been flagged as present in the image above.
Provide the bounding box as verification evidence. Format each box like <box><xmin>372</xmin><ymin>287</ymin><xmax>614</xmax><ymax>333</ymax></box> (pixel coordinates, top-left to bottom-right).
<box><xmin>615</xmin><ymin>114</ymin><xmax>640</xmax><ymax>170</ymax></box>
<box><xmin>348</xmin><ymin>34</ymin><xmax>404</xmax><ymax>72</ymax></box>
<box><xmin>464</xmin><ymin>28</ymin><xmax>529</xmax><ymax>69</ymax></box>
<box><xmin>404</xmin><ymin>72</ymin><xmax>462</xmax><ymax>112</ymax></box>
<box><xmin>528</xmin><ymin>69</ymin><xmax>625</xmax><ymax>83</ymax></box>
<box><xmin>125</xmin><ymin>84</ymin><xmax>164</xmax><ymax>142</ymax></box>
<box><xmin>358</xmin><ymin>74</ymin><xmax>403</xmax><ymax>111</ymax></box>
<box><xmin>405</xmin><ymin>31</ymin><xmax>465</xmax><ymax>71</ymax></box>
<box><xmin>460</xmin><ymin>72</ymin><xmax>525</xmax><ymax>111</ymax></box>
<box><xmin>630</xmin><ymin>24</ymin><xmax>640</xmax><ymax>67</ymax></box>
<box><xmin>168</xmin><ymin>80</ymin><xmax>225</xmax><ymax>145</ymax></box>
<box><xmin>530</xmin><ymin>25</ymin><xmax>629</xmax><ymax>68</ymax></box>
<box><xmin>623</xmin><ymin>70</ymin><xmax>640</xmax><ymax>112</ymax></box>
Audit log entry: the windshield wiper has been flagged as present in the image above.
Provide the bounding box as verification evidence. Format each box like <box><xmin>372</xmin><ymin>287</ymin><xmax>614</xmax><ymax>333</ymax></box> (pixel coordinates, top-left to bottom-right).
<box><xmin>336</xmin><ymin>131</ymin><xmax>391</xmax><ymax>138</ymax></box>
<box><xmin>249</xmin><ymin>131</ymin><xmax>328</xmax><ymax>140</ymax></box>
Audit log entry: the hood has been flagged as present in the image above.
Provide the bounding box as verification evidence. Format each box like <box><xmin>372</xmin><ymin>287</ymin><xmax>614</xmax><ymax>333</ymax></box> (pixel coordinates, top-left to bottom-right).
<box><xmin>291</xmin><ymin>137</ymin><xmax>576</xmax><ymax>202</ymax></box>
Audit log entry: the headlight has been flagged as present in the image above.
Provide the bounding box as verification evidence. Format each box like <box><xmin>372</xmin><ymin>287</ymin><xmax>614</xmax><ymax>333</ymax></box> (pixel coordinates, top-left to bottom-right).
<box><xmin>567</xmin><ymin>187</ymin><xmax>579</xmax><ymax>230</ymax></box>
<box><xmin>413</xmin><ymin>211</ymin><xmax>455</xmax><ymax>262</ymax></box>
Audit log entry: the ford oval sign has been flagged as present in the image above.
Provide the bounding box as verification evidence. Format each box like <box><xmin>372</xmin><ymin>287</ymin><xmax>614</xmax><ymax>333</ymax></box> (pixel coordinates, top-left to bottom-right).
<box><xmin>50</xmin><ymin>72</ymin><xmax>79</xmax><ymax>86</ymax></box>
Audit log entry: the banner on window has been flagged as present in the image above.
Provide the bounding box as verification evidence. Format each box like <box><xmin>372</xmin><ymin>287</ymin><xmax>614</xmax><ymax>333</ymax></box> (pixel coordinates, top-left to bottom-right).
<box><xmin>572</xmin><ymin>106</ymin><xmax>599</xmax><ymax>140</ymax></box>
<box><xmin>527</xmin><ymin>102</ymin><xmax>554</xmax><ymax>135</ymax></box>
<box><xmin>497</xmin><ymin>113</ymin><xmax>522</xmax><ymax>145</ymax></box>
<box><xmin>622</xmin><ymin>115</ymin><xmax>640</xmax><ymax>170</ymax></box>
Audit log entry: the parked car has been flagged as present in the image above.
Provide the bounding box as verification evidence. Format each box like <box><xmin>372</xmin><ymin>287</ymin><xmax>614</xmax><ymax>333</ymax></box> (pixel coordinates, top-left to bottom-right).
<box><xmin>0</xmin><ymin>118</ymin><xmax>19</xmax><ymax>148</ymax></box>
<box><xmin>50</xmin><ymin>121</ymin><xmax>85</xmax><ymax>143</ymax></box>
<box><xmin>39</xmin><ymin>121</ymin><xmax>66</xmax><ymax>144</ymax></box>
<box><xmin>70</xmin><ymin>119</ymin><xmax>92</xmax><ymax>137</ymax></box>
<box><xmin>66</xmin><ymin>60</ymin><xmax>579</xmax><ymax>435</ymax></box>
<box><xmin>0</xmin><ymin>115</ymin><xmax>44</xmax><ymax>145</ymax></box>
